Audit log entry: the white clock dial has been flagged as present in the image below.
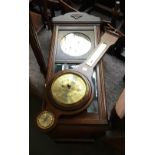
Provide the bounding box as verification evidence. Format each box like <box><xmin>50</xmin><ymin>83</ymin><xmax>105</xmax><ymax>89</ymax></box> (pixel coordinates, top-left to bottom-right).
<box><xmin>60</xmin><ymin>32</ymin><xmax>91</xmax><ymax>57</ymax></box>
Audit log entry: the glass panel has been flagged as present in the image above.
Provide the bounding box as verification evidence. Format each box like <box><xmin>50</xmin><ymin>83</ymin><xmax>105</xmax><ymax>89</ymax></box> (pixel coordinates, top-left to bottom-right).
<box><xmin>87</xmin><ymin>71</ymin><xmax>98</xmax><ymax>113</ymax></box>
<box><xmin>60</xmin><ymin>33</ymin><xmax>91</xmax><ymax>57</ymax></box>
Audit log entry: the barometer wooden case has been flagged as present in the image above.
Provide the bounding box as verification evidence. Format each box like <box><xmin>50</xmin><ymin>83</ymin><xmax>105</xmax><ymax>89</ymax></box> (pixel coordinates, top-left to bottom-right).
<box><xmin>38</xmin><ymin>12</ymin><xmax>112</xmax><ymax>141</ymax></box>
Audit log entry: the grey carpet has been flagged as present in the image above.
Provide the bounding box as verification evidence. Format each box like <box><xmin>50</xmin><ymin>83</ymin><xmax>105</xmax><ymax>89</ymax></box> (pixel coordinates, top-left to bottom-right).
<box><xmin>29</xmin><ymin>29</ymin><xmax>51</xmax><ymax>97</ymax></box>
<box><xmin>103</xmin><ymin>54</ymin><xmax>124</xmax><ymax>118</ymax></box>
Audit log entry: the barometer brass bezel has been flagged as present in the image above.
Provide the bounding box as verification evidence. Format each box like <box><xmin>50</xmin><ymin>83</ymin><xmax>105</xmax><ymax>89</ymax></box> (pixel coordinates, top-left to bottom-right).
<box><xmin>46</xmin><ymin>70</ymin><xmax>93</xmax><ymax>111</ymax></box>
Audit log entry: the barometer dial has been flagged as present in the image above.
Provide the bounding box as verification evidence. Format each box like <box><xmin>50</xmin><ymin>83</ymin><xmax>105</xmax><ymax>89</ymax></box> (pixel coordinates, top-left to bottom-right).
<box><xmin>51</xmin><ymin>73</ymin><xmax>90</xmax><ymax>106</ymax></box>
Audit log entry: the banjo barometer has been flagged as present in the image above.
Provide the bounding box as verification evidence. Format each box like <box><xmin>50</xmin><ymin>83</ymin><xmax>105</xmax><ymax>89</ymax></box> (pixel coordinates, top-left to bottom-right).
<box><xmin>36</xmin><ymin>12</ymin><xmax>121</xmax><ymax>136</ymax></box>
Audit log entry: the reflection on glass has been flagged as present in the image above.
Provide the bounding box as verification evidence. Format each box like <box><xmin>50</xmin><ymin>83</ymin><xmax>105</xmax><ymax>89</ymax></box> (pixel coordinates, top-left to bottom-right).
<box><xmin>60</xmin><ymin>32</ymin><xmax>91</xmax><ymax>57</ymax></box>
<box><xmin>87</xmin><ymin>71</ymin><xmax>98</xmax><ymax>113</ymax></box>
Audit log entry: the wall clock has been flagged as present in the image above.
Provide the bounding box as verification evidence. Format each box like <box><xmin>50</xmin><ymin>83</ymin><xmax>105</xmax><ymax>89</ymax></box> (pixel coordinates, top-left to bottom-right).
<box><xmin>36</xmin><ymin>12</ymin><xmax>121</xmax><ymax>140</ymax></box>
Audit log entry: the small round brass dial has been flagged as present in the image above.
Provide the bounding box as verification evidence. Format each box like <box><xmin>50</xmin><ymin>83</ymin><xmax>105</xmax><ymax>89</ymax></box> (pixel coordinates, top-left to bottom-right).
<box><xmin>51</xmin><ymin>73</ymin><xmax>90</xmax><ymax>106</ymax></box>
<box><xmin>36</xmin><ymin>111</ymin><xmax>54</xmax><ymax>129</ymax></box>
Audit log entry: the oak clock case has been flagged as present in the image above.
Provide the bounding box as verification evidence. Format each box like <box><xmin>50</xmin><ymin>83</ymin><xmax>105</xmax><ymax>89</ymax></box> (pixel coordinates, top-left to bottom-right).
<box><xmin>37</xmin><ymin>13</ymin><xmax>114</xmax><ymax>138</ymax></box>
